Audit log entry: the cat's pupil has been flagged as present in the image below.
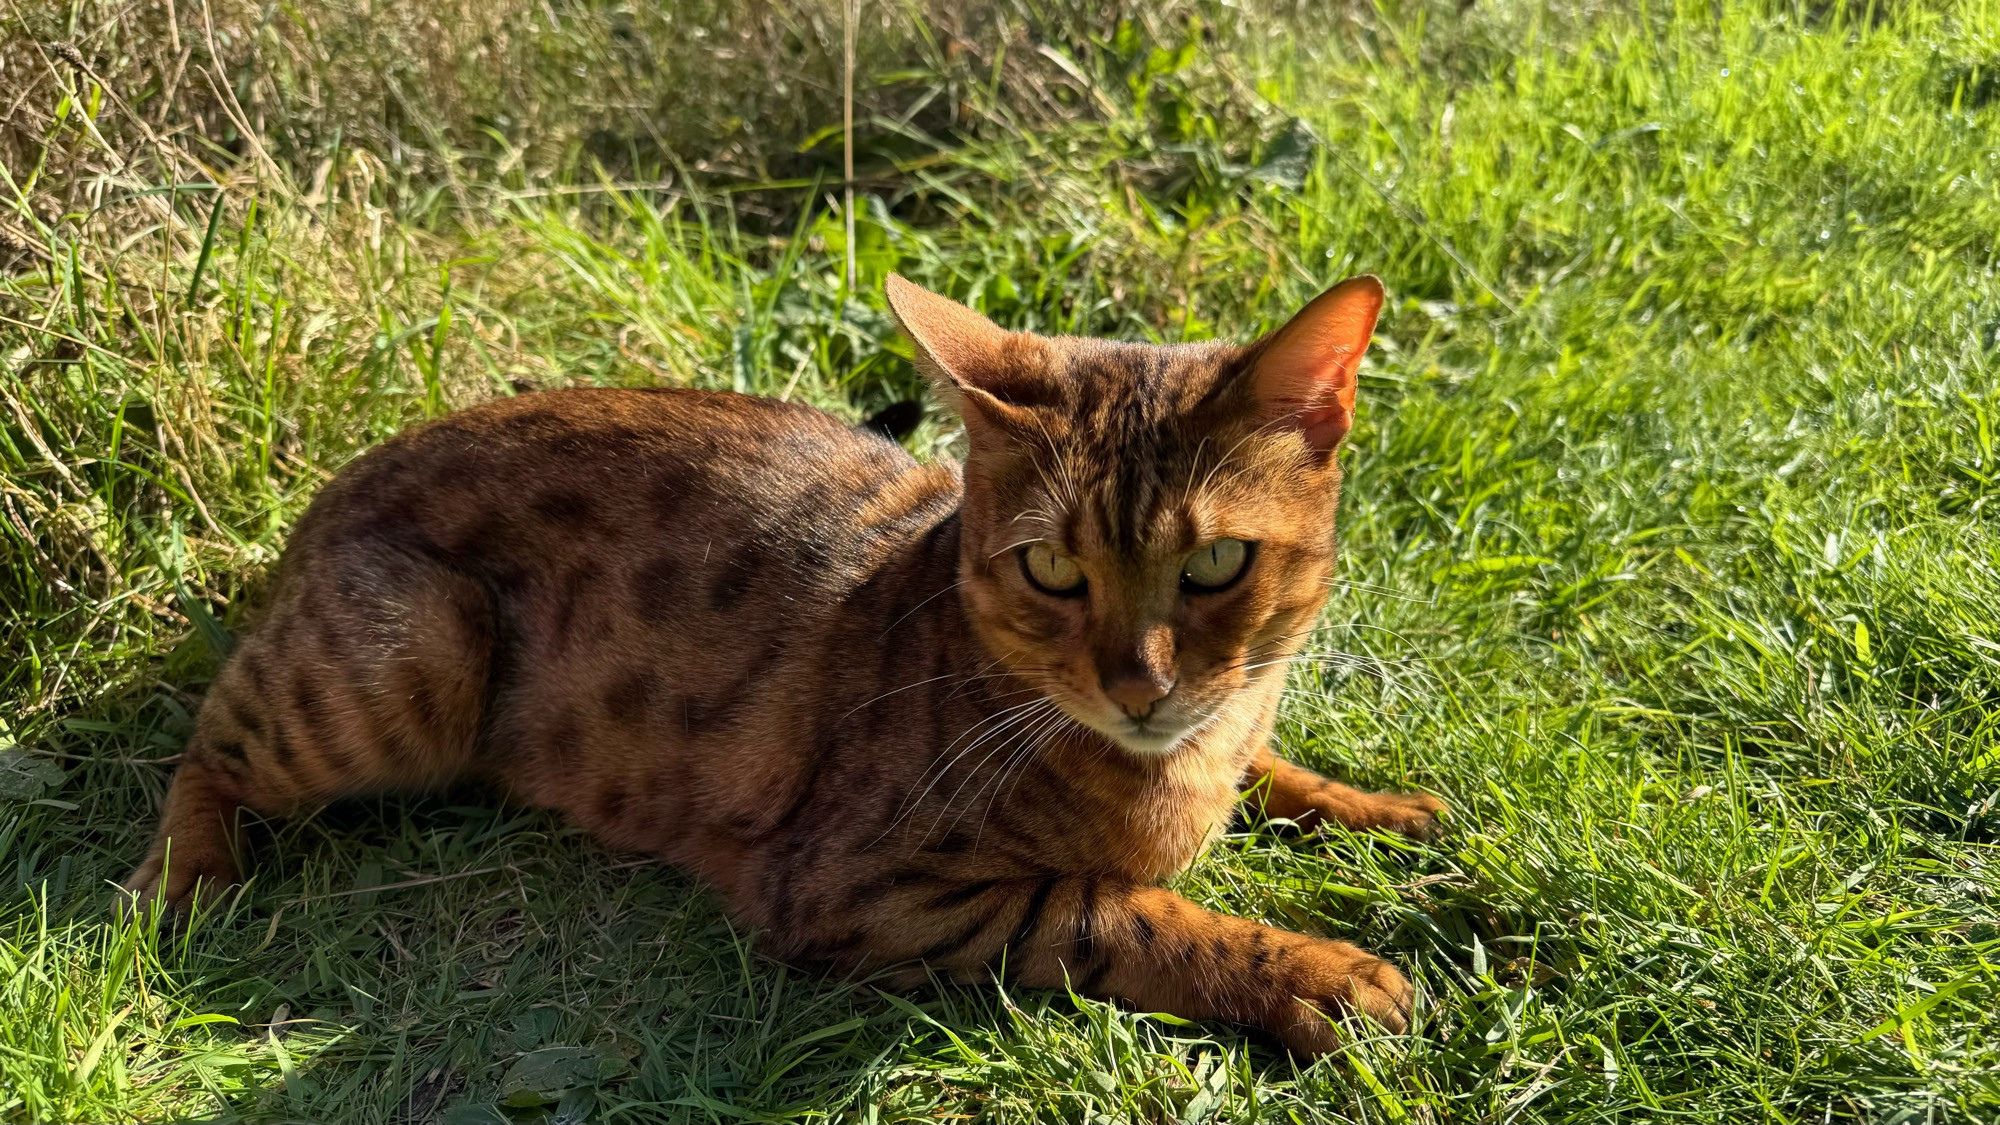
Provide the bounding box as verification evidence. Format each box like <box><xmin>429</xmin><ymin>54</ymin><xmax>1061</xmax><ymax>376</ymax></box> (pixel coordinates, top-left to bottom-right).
<box><xmin>1182</xmin><ymin>538</ymin><xmax>1251</xmax><ymax>592</ymax></box>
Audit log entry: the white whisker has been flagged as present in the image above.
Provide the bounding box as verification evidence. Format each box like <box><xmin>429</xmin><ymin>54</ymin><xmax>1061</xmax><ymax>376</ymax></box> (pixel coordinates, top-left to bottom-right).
<box><xmin>876</xmin><ymin>578</ymin><xmax>968</xmax><ymax>640</ymax></box>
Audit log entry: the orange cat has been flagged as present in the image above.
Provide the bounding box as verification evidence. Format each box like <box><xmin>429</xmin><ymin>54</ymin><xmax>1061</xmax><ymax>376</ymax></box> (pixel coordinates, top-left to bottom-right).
<box><xmin>126</xmin><ymin>274</ymin><xmax>1445</xmax><ymax>1053</ymax></box>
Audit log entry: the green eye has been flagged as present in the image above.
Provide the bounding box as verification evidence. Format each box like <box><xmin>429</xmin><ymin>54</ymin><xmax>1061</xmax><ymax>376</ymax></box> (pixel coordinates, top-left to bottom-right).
<box><xmin>1181</xmin><ymin>538</ymin><xmax>1253</xmax><ymax>593</ymax></box>
<box><xmin>1021</xmin><ymin>543</ymin><xmax>1086</xmax><ymax>596</ymax></box>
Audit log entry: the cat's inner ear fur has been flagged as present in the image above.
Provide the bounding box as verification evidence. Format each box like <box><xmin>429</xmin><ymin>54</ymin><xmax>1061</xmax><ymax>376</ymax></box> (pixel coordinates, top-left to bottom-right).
<box><xmin>884</xmin><ymin>275</ymin><xmax>1056</xmax><ymax>438</ymax></box>
<box><xmin>1243</xmin><ymin>275</ymin><xmax>1385</xmax><ymax>455</ymax></box>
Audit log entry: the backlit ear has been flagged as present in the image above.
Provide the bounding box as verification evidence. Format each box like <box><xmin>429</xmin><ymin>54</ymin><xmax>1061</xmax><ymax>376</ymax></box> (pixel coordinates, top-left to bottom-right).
<box><xmin>884</xmin><ymin>275</ymin><xmax>1051</xmax><ymax>437</ymax></box>
<box><xmin>1246</xmin><ymin>275</ymin><xmax>1384</xmax><ymax>455</ymax></box>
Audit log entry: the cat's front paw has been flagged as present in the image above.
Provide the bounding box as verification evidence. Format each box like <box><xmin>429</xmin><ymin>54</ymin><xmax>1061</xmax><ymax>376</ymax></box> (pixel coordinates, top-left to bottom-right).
<box><xmin>1282</xmin><ymin>785</ymin><xmax>1446</xmax><ymax>841</ymax></box>
<box><xmin>119</xmin><ymin>845</ymin><xmax>241</xmax><ymax>919</ymax></box>
<box><xmin>1268</xmin><ymin>938</ymin><xmax>1415</xmax><ymax>1055</ymax></box>
<box><xmin>1347</xmin><ymin>790</ymin><xmax>1448</xmax><ymax>841</ymax></box>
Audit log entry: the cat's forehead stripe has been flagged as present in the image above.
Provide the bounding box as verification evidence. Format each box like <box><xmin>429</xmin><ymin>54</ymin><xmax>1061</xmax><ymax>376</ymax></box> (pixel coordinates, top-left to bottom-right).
<box><xmin>1056</xmin><ymin>344</ymin><xmax>1194</xmax><ymax>555</ymax></box>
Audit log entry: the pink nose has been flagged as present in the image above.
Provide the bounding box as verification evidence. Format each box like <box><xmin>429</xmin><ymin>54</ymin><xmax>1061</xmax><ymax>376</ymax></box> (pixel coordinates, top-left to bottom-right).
<box><xmin>1103</xmin><ymin>675</ymin><xmax>1172</xmax><ymax>719</ymax></box>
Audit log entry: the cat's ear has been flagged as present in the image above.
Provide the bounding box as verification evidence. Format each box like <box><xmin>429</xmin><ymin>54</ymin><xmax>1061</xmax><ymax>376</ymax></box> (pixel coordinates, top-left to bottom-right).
<box><xmin>1245</xmin><ymin>275</ymin><xmax>1384</xmax><ymax>455</ymax></box>
<box><xmin>884</xmin><ymin>275</ymin><xmax>1050</xmax><ymax>436</ymax></box>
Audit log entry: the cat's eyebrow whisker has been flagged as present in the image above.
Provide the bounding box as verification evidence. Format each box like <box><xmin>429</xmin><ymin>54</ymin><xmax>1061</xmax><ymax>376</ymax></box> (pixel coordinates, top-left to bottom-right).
<box><xmin>1182</xmin><ymin>434</ymin><xmax>1213</xmax><ymax>500</ymax></box>
<box><xmin>1025</xmin><ymin>413</ymin><xmax>1083</xmax><ymax>511</ymax></box>
<box><xmin>1018</xmin><ymin>412</ymin><xmax>1081</xmax><ymax>514</ymax></box>
<box><xmin>1195</xmin><ymin>424</ymin><xmax>1268</xmax><ymax>499</ymax></box>
<box><xmin>987</xmin><ymin>537</ymin><xmax>1051</xmax><ymax>561</ymax></box>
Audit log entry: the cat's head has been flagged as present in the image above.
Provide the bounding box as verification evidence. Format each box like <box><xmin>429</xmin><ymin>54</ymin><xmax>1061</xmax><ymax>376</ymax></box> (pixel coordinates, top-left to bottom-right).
<box><xmin>887</xmin><ymin>274</ymin><xmax>1383</xmax><ymax>756</ymax></box>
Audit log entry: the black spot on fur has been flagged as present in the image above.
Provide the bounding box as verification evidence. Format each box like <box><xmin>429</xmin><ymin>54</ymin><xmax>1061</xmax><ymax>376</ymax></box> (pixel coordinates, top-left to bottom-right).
<box><xmin>927</xmin><ymin>830</ymin><xmax>974</xmax><ymax>854</ymax></box>
<box><xmin>1074</xmin><ymin>877</ymin><xmax>1101</xmax><ymax>962</ymax></box>
<box><xmin>1010</xmin><ymin>876</ymin><xmax>1061</xmax><ymax>948</ymax></box>
<box><xmin>448</xmin><ymin>513</ymin><xmax>510</xmax><ymax>560</ymax></box>
<box><xmin>598</xmin><ymin>787</ymin><xmax>629</xmax><ymax>822</ymax></box>
<box><xmin>532</xmin><ymin>489</ymin><xmax>596</xmax><ymax>527</ymax></box>
<box><xmin>291</xmin><ymin>676</ymin><xmax>331</xmax><ymax>732</ymax></box>
<box><xmin>602</xmin><ymin>670</ymin><xmax>654</xmax><ymax>726</ymax></box>
<box><xmin>269</xmin><ymin>726</ymin><xmax>297</xmax><ymax>767</ymax></box>
<box><xmin>917</xmin><ymin>909</ymin><xmax>999</xmax><ymax>963</ymax></box>
<box><xmin>843</xmin><ymin>875</ymin><xmax>900</xmax><ymax>913</ymax></box>
<box><xmin>630</xmin><ymin>557</ymin><xmax>683</xmax><ymax>623</ymax></box>
<box><xmin>1076</xmin><ymin>959</ymin><xmax>1113</xmax><ymax>995</ymax></box>
<box><xmin>541</xmin><ymin>708</ymin><xmax>582</xmax><ymax>766</ymax></box>
<box><xmin>224</xmin><ymin>697</ymin><xmax>265</xmax><ymax>741</ymax></box>
<box><xmin>708</xmin><ymin>542</ymin><xmax>765</xmax><ymax>609</ymax></box>
<box><xmin>928</xmin><ymin>878</ymin><xmax>1003</xmax><ymax>910</ymax></box>
<box><xmin>682</xmin><ymin>692</ymin><xmax>742</xmax><ymax>734</ymax></box>
<box><xmin>551</xmin><ymin>425</ymin><xmax>647</xmax><ymax>461</ymax></box>
<box><xmin>549</xmin><ymin>563</ymin><xmax>599</xmax><ymax>651</ymax></box>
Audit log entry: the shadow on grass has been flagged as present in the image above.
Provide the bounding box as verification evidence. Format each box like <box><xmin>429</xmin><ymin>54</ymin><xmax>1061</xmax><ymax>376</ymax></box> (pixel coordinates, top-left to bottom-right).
<box><xmin>27</xmin><ymin>781</ymin><xmax>1349</xmax><ymax>1123</ymax></box>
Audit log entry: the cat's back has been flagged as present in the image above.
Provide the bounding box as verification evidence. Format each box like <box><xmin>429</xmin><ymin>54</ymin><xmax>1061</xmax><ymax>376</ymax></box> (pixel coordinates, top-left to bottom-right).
<box><xmin>289</xmin><ymin>387</ymin><xmax>953</xmax><ymax>582</ymax></box>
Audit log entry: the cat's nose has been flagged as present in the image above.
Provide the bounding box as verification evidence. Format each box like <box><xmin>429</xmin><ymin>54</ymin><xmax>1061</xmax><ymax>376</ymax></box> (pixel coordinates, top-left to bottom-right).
<box><xmin>1102</xmin><ymin>673</ymin><xmax>1173</xmax><ymax>719</ymax></box>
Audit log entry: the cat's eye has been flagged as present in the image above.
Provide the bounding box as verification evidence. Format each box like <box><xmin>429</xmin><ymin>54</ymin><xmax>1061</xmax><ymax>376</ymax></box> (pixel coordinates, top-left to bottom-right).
<box><xmin>1020</xmin><ymin>543</ymin><xmax>1086</xmax><ymax>597</ymax></box>
<box><xmin>1181</xmin><ymin>538</ymin><xmax>1254</xmax><ymax>593</ymax></box>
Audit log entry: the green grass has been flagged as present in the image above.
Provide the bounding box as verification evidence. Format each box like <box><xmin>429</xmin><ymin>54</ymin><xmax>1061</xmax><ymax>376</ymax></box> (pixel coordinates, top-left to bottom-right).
<box><xmin>5</xmin><ymin>0</ymin><xmax>2000</xmax><ymax>1120</ymax></box>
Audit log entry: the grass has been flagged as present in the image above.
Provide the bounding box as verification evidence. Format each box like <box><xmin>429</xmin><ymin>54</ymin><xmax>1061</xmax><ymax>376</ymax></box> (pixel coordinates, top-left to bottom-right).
<box><xmin>4</xmin><ymin>0</ymin><xmax>2000</xmax><ymax>1119</ymax></box>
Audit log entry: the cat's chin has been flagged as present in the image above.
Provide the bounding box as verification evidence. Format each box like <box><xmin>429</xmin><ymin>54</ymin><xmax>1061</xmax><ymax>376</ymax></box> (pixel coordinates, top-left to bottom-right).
<box><xmin>1065</xmin><ymin>710</ymin><xmax>1202</xmax><ymax>757</ymax></box>
<box><xmin>1114</xmin><ymin>726</ymin><xmax>1195</xmax><ymax>757</ymax></box>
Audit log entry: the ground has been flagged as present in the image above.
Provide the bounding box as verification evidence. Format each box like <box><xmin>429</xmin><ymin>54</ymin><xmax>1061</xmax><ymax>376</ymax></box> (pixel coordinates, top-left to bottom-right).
<box><xmin>1</xmin><ymin>0</ymin><xmax>1997</xmax><ymax>1121</ymax></box>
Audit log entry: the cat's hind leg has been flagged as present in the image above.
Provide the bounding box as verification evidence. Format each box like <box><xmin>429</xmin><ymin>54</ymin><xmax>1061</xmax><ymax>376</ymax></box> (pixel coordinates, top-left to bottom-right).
<box><xmin>124</xmin><ymin>546</ymin><xmax>497</xmax><ymax>914</ymax></box>
<box><xmin>1239</xmin><ymin>743</ymin><xmax>1446</xmax><ymax>840</ymax></box>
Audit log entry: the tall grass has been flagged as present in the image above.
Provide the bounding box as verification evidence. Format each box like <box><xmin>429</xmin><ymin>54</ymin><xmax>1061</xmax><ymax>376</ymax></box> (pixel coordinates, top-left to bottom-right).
<box><xmin>3</xmin><ymin>0</ymin><xmax>1998</xmax><ymax>1120</ymax></box>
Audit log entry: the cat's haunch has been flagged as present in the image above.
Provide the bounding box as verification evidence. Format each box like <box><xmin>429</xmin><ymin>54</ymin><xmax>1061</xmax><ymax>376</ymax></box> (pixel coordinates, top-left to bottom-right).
<box><xmin>125</xmin><ymin>275</ymin><xmax>1445</xmax><ymax>1055</ymax></box>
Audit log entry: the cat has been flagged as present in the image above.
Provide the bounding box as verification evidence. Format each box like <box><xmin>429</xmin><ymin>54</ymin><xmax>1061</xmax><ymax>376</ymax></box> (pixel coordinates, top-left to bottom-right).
<box><xmin>124</xmin><ymin>273</ymin><xmax>1446</xmax><ymax>1055</ymax></box>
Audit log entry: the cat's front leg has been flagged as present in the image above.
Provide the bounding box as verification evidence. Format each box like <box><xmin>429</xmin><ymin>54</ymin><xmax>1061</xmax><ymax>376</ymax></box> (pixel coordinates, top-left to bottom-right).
<box><xmin>1010</xmin><ymin>880</ymin><xmax>1415</xmax><ymax>1054</ymax></box>
<box><xmin>793</xmin><ymin>874</ymin><xmax>1413</xmax><ymax>1055</ymax></box>
<box><xmin>1241</xmin><ymin>743</ymin><xmax>1446</xmax><ymax>840</ymax></box>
